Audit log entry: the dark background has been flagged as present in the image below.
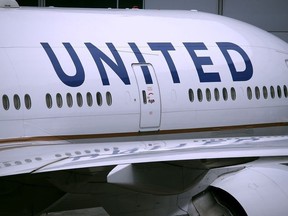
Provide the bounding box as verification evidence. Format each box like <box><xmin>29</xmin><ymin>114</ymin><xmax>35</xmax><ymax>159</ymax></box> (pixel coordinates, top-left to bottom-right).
<box><xmin>16</xmin><ymin>0</ymin><xmax>143</xmax><ymax>8</ymax></box>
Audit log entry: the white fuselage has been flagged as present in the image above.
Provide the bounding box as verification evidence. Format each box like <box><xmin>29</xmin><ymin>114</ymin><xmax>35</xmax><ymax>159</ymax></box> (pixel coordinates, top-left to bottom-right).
<box><xmin>0</xmin><ymin>7</ymin><xmax>288</xmax><ymax>141</ymax></box>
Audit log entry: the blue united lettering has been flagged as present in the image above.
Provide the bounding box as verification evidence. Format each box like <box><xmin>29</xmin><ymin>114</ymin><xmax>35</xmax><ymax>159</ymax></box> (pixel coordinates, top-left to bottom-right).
<box><xmin>217</xmin><ymin>42</ymin><xmax>253</xmax><ymax>81</ymax></box>
<box><xmin>41</xmin><ymin>42</ymin><xmax>253</xmax><ymax>87</ymax></box>
<box><xmin>41</xmin><ymin>42</ymin><xmax>85</xmax><ymax>87</ymax></box>
<box><xmin>184</xmin><ymin>42</ymin><xmax>221</xmax><ymax>83</ymax></box>
<box><xmin>85</xmin><ymin>42</ymin><xmax>130</xmax><ymax>86</ymax></box>
<box><xmin>128</xmin><ymin>42</ymin><xmax>153</xmax><ymax>84</ymax></box>
<box><xmin>148</xmin><ymin>42</ymin><xmax>180</xmax><ymax>83</ymax></box>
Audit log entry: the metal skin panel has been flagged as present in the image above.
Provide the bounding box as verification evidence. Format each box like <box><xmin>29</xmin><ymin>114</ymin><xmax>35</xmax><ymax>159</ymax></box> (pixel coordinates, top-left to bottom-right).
<box><xmin>0</xmin><ymin>7</ymin><xmax>288</xmax><ymax>216</ymax></box>
<box><xmin>0</xmin><ymin>8</ymin><xmax>287</xmax><ymax>139</ymax></box>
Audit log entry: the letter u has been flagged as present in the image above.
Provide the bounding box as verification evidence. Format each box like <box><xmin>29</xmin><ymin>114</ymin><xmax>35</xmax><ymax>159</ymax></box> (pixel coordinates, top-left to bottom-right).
<box><xmin>41</xmin><ymin>43</ymin><xmax>85</xmax><ymax>87</ymax></box>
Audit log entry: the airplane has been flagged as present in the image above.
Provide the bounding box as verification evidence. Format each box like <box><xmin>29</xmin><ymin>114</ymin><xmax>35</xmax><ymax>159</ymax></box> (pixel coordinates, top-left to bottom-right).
<box><xmin>1</xmin><ymin>0</ymin><xmax>288</xmax><ymax>215</ymax></box>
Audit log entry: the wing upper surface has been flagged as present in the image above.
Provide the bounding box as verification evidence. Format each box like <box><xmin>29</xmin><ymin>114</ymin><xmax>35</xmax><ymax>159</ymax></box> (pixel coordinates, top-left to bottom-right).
<box><xmin>1</xmin><ymin>136</ymin><xmax>288</xmax><ymax>177</ymax></box>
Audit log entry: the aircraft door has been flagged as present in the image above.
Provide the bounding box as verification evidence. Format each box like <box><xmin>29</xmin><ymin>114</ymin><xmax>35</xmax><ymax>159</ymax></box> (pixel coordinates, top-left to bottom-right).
<box><xmin>132</xmin><ymin>63</ymin><xmax>161</xmax><ymax>131</ymax></box>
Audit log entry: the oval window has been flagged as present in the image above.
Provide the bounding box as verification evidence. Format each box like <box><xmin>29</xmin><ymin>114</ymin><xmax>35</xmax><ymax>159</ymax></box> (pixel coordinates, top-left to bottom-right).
<box><xmin>206</xmin><ymin>88</ymin><xmax>211</xmax><ymax>102</ymax></box>
<box><xmin>46</xmin><ymin>94</ymin><xmax>53</xmax><ymax>109</ymax></box>
<box><xmin>14</xmin><ymin>94</ymin><xmax>21</xmax><ymax>110</ymax></box>
<box><xmin>106</xmin><ymin>92</ymin><xmax>112</xmax><ymax>106</ymax></box>
<box><xmin>270</xmin><ymin>86</ymin><xmax>275</xmax><ymax>99</ymax></box>
<box><xmin>214</xmin><ymin>88</ymin><xmax>220</xmax><ymax>101</ymax></box>
<box><xmin>255</xmin><ymin>87</ymin><xmax>260</xmax><ymax>100</ymax></box>
<box><xmin>231</xmin><ymin>87</ymin><xmax>236</xmax><ymax>101</ymax></box>
<box><xmin>56</xmin><ymin>93</ymin><xmax>63</xmax><ymax>108</ymax></box>
<box><xmin>24</xmin><ymin>94</ymin><xmax>32</xmax><ymax>110</ymax></box>
<box><xmin>66</xmin><ymin>93</ymin><xmax>73</xmax><ymax>108</ymax></box>
<box><xmin>2</xmin><ymin>95</ymin><xmax>10</xmax><ymax>110</ymax></box>
<box><xmin>284</xmin><ymin>85</ymin><xmax>288</xmax><ymax>98</ymax></box>
<box><xmin>197</xmin><ymin>89</ymin><xmax>203</xmax><ymax>102</ymax></box>
<box><xmin>188</xmin><ymin>89</ymin><xmax>194</xmax><ymax>102</ymax></box>
<box><xmin>222</xmin><ymin>88</ymin><xmax>228</xmax><ymax>101</ymax></box>
<box><xmin>277</xmin><ymin>85</ymin><xmax>282</xmax><ymax>98</ymax></box>
<box><xmin>77</xmin><ymin>92</ymin><xmax>83</xmax><ymax>107</ymax></box>
<box><xmin>86</xmin><ymin>92</ymin><xmax>93</xmax><ymax>107</ymax></box>
<box><xmin>263</xmin><ymin>86</ymin><xmax>268</xmax><ymax>99</ymax></box>
<box><xmin>247</xmin><ymin>87</ymin><xmax>252</xmax><ymax>100</ymax></box>
<box><xmin>96</xmin><ymin>92</ymin><xmax>102</xmax><ymax>106</ymax></box>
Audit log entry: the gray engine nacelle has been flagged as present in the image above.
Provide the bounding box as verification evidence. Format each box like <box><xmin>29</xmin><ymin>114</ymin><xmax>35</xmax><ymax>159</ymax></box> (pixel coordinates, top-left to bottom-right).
<box><xmin>192</xmin><ymin>161</ymin><xmax>288</xmax><ymax>216</ymax></box>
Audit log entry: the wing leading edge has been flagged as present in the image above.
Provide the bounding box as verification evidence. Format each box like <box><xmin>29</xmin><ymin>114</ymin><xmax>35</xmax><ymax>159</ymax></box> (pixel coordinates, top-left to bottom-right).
<box><xmin>1</xmin><ymin>135</ymin><xmax>288</xmax><ymax>177</ymax></box>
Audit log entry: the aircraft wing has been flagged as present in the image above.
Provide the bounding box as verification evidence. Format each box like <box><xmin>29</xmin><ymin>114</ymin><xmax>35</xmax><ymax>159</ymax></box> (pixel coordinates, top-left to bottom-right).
<box><xmin>1</xmin><ymin>135</ymin><xmax>288</xmax><ymax>177</ymax></box>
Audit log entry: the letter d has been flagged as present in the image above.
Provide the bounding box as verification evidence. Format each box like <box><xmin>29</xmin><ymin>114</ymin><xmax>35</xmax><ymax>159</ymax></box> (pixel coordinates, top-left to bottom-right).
<box><xmin>217</xmin><ymin>42</ymin><xmax>253</xmax><ymax>81</ymax></box>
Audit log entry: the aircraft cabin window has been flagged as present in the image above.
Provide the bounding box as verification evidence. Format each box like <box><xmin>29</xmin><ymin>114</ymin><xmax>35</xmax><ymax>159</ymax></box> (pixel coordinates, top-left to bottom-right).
<box><xmin>247</xmin><ymin>87</ymin><xmax>252</xmax><ymax>100</ymax></box>
<box><xmin>284</xmin><ymin>85</ymin><xmax>288</xmax><ymax>98</ymax></box>
<box><xmin>263</xmin><ymin>86</ymin><xmax>268</xmax><ymax>99</ymax></box>
<box><xmin>24</xmin><ymin>94</ymin><xmax>32</xmax><ymax>110</ymax></box>
<box><xmin>66</xmin><ymin>93</ymin><xmax>73</xmax><ymax>108</ymax></box>
<box><xmin>206</xmin><ymin>88</ymin><xmax>211</xmax><ymax>102</ymax></box>
<box><xmin>255</xmin><ymin>86</ymin><xmax>260</xmax><ymax>100</ymax></box>
<box><xmin>56</xmin><ymin>93</ymin><xmax>63</xmax><ymax>108</ymax></box>
<box><xmin>96</xmin><ymin>92</ymin><xmax>103</xmax><ymax>106</ymax></box>
<box><xmin>13</xmin><ymin>94</ymin><xmax>21</xmax><ymax>110</ymax></box>
<box><xmin>277</xmin><ymin>85</ymin><xmax>282</xmax><ymax>98</ymax></box>
<box><xmin>106</xmin><ymin>91</ymin><xmax>112</xmax><ymax>106</ymax></box>
<box><xmin>46</xmin><ymin>94</ymin><xmax>53</xmax><ymax>109</ymax></box>
<box><xmin>214</xmin><ymin>88</ymin><xmax>220</xmax><ymax>101</ymax></box>
<box><xmin>197</xmin><ymin>89</ymin><xmax>203</xmax><ymax>102</ymax></box>
<box><xmin>86</xmin><ymin>92</ymin><xmax>93</xmax><ymax>107</ymax></box>
<box><xmin>2</xmin><ymin>95</ymin><xmax>10</xmax><ymax>110</ymax></box>
<box><xmin>231</xmin><ymin>87</ymin><xmax>236</xmax><ymax>101</ymax></box>
<box><xmin>270</xmin><ymin>86</ymin><xmax>275</xmax><ymax>99</ymax></box>
<box><xmin>188</xmin><ymin>89</ymin><xmax>194</xmax><ymax>102</ymax></box>
<box><xmin>222</xmin><ymin>88</ymin><xmax>228</xmax><ymax>101</ymax></box>
<box><xmin>77</xmin><ymin>92</ymin><xmax>83</xmax><ymax>107</ymax></box>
